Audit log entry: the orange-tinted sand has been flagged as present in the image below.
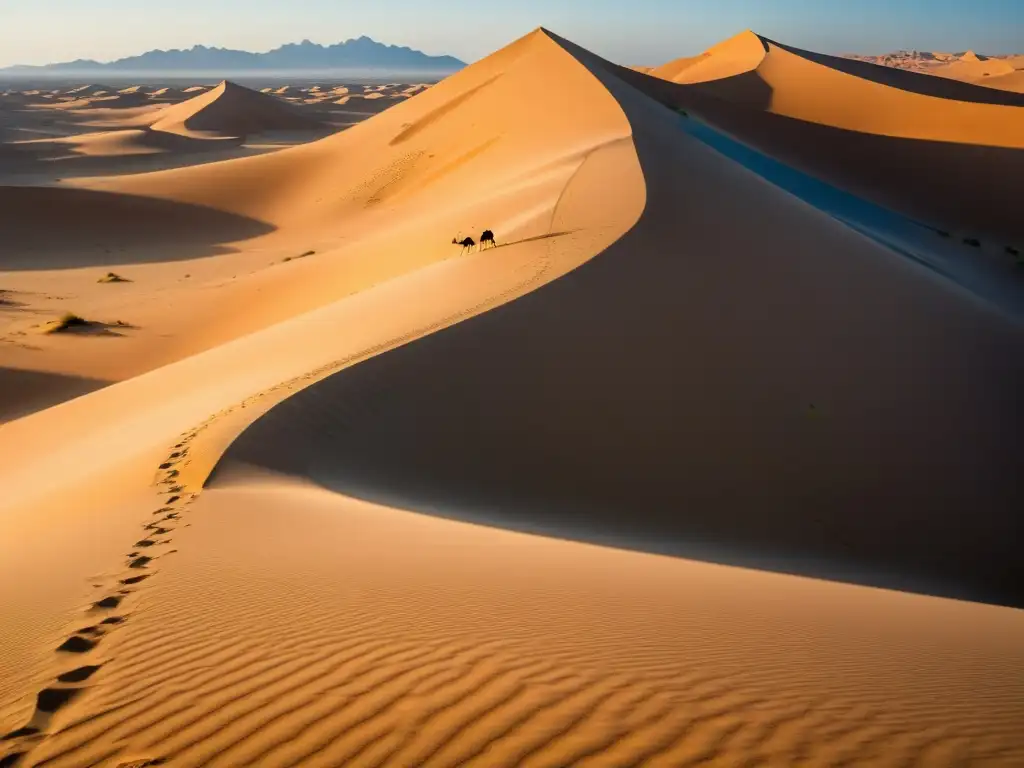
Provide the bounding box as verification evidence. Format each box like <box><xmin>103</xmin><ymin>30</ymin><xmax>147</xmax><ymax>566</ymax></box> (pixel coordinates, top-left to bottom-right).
<box><xmin>1</xmin><ymin>27</ymin><xmax>1022</xmax><ymax>768</ymax></box>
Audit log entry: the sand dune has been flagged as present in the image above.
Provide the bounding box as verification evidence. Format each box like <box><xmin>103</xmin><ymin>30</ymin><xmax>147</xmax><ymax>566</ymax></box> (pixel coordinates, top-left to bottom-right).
<box><xmin>637</xmin><ymin>33</ymin><xmax>1024</xmax><ymax>244</ymax></box>
<box><xmin>223</xmin><ymin>30</ymin><xmax>1024</xmax><ymax>607</ymax></box>
<box><xmin>148</xmin><ymin>80</ymin><xmax>324</xmax><ymax>138</ymax></box>
<box><xmin>1</xmin><ymin>26</ymin><xmax>1022</xmax><ymax>768</ymax></box>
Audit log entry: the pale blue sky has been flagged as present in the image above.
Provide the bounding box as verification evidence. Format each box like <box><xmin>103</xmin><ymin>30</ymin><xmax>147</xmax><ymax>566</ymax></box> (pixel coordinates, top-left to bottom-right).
<box><xmin>1</xmin><ymin>0</ymin><xmax>1021</xmax><ymax>67</ymax></box>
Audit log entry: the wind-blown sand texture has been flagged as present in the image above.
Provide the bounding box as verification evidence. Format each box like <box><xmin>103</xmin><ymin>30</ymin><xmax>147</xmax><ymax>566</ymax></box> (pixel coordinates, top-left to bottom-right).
<box><xmin>1</xmin><ymin>27</ymin><xmax>1023</xmax><ymax>768</ymax></box>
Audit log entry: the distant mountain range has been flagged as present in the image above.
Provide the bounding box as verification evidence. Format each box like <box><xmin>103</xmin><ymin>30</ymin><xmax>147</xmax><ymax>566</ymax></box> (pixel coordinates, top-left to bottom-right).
<box><xmin>0</xmin><ymin>37</ymin><xmax>465</xmax><ymax>75</ymax></box>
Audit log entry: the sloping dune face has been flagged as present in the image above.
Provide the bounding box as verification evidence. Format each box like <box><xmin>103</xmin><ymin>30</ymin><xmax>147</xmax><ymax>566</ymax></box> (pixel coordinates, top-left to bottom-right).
<box><xmin>222</xmin><ymin>31</ymin><xmax>1024</xmax><ymax>607</ymax></box>
<box><xmin>640</xmin><ymin>33</ymin><xmax>1024</xmax><ymax>244</ymax></box>
<box><xmin>148</xmin><ymin>80</ymin><xmax>323</xmax><ymax>137</ymax></box>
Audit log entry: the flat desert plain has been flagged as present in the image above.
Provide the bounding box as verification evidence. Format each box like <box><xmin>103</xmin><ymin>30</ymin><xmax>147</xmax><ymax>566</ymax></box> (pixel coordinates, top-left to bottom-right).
<box><xmin>1</xmin><ymin>28</ymin><xmax>1023</xmax><ymax>768</ymax></box>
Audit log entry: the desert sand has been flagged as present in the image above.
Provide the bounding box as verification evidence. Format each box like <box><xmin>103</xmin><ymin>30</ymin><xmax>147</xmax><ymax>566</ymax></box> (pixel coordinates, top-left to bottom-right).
<box><xmin>846</xmin><ymin>49</ymin><xmax>1024</xmax><ymax>93</ymax></box>
<box><xmin>1</xmin><ymin>27</ymin><xmax>1023</xmax><ymax>768</ymax></box>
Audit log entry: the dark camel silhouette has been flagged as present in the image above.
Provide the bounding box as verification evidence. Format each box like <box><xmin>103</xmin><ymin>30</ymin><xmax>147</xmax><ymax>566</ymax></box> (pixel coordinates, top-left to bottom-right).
<box><xmin>480</xmin><ymin>230</ymin><xmax>496</xmax><ymax>250</ymax></box>
<box><xmin>453</xmin><ymin>235</ymin><xmax>476</xmax><ymax>254</ymax></box>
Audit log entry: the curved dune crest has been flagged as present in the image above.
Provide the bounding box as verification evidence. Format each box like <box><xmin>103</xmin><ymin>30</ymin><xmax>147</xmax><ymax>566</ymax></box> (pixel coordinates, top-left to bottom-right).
<box><xmin>651</xmin><ymin>30</ymin><xmax>767</xmax><ymax>84</ymax></box>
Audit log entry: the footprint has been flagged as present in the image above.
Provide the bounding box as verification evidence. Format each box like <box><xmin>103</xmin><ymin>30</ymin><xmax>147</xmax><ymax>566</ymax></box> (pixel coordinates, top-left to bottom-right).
<box><xmin>35</xmin><ymin>688</ymin><xmax>78</xmax><ymax>714</ymax></box>
<box><xmin>57</xmin><ymin>665</ymin><xmax>101</xmax><ymax>683</ymax></box>
<box><xmin>121</xmin><ymin>575</ymin><xmax>148</xmax><ymax>585</ymax></box>
<box><xmin>158</xmin><ymin>463</ymin><xmax>173</xmax><ymax>470</ymax></box>
<box><xmin>116</xmin><ymin>758</ymin><xmax>168</xmax><ymax>767</ymax></box>
<box><xmin>101</xmin><ymin>617</ymin><xmax>125</xmax><ymax>626</ymax></box>
<box><xmin>94</xmin><ymin>596</ymin><xmax>122</xmax><ymax>610</ymax></box>
<box><xmin>128</xmin><ymin>556</ymin><xmax>152</xmax><ymax>569</ymax></box>
<box><xmin>57</xmin><ymin>636</ymin><xmax>95</xmax><ymax>654</ymax></box>
<box><xmin>166</xmin><ymin>496</ymin><xmax>180</xmax><ymax>504</ymax></box>
<box><xmin>134</xmin><ymin>539</ymin><xmax>157</xmax><ymax>548</ymax></box>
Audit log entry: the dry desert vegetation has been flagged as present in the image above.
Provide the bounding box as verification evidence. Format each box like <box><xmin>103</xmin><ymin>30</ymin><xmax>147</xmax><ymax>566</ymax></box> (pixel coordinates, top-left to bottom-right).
<box><xmin>1</xmin><ymin>28</ymin><xmax>1022</xmax><ymax>768</ymax></box>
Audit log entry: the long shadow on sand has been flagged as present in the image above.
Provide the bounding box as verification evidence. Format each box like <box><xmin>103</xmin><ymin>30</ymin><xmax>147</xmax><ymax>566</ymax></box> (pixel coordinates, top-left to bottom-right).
<box><xmin>0</xmin><ymin>367</ymin><xmax>111</xmax><ymax>423</ymax></box>
<box><xmin>0</xmin><ymin>186</ymin><xmax>275</xmax><ymax>270</ymax></box>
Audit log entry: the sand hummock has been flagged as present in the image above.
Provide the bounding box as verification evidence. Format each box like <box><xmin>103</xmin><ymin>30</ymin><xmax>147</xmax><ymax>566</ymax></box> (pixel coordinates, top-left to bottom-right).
<box><xmin>0</xmin><ymin>25</ymin><xmax>1022</xmax><ymax>768</ymax></box>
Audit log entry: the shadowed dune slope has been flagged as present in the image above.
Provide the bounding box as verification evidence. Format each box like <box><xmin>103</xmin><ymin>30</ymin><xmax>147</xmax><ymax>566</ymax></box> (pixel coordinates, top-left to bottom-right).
<box><xmin>149</xmin><ymin>80</ymin><xmax>323</xmax><ymax>137</ymax></box>
<box><xmin>217</xmin><ymin>31</ymin><xmax>1024</xmax><ymax>607</ymax></box>
<box><xmin>626</xmin><ymin>39</ymin><xmax>1024</xmax><ymax>244</ymax></box>
<box><xmin>0</xmin><ymin>186</ymin><xmax>274</xmax><ymax>268</ymax></box>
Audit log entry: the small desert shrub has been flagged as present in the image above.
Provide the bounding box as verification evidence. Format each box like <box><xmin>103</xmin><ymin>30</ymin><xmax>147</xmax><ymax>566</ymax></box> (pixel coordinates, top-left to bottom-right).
<box><xmin>98</xmin><ymin>272</ymin><xmax>128</xmax><ymax>283</ymax></box>
<box><xmin>283</xmin><ymin>250</ymin><xmax>316</xmax><ymax>263</ymax></box>
<box><xmin>44</xmin><ymin>312</ymin><xmax>90</xmax><ymax>334</ymax></box>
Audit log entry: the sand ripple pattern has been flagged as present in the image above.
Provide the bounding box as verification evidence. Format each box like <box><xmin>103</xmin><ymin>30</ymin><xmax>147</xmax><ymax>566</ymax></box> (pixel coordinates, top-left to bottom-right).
<box><xmin>18</xmin><ymin>552</ymin><xmax>1024</xmax><ymax>767</ymax></box>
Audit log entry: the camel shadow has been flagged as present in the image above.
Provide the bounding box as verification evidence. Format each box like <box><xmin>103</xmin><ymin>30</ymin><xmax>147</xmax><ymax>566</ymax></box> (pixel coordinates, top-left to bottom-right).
<box><xmin>490</xmin><ymin>231</ymin><xmax>577</xmax><ymax>250</ymax></box>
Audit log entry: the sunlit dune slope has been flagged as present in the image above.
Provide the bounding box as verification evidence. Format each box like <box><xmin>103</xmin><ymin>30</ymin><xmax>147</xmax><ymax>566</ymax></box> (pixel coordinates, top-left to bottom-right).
<box><xmin>218</xmin><ymin>30</ymin><xmax>1024</xmax><ymax>607</ymax></box>
<box><xmin>0</xmin><ymin>31</ymin><xmax>638</xmax><ymax>417</ymax></box>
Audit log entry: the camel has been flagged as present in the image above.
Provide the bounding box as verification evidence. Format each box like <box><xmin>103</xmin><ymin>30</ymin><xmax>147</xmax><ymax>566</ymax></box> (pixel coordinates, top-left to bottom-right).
<box><xmin>480</xmin><ymin>230</ymin><xmax>496</xmax><ymax>250</ymax></box>
<box><xmin>453</xmin><ymin>235</ymin><xmax>476</xmax><ymax>254</ymax></box>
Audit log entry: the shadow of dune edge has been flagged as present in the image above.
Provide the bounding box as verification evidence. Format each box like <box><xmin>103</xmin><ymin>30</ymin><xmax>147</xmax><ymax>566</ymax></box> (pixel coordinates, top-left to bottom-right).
<box><xmin>0</xmin><ymin>367</ymin><xmax>111</xmax><ymax>424</ymax></box>
<box><xmin>214</xmin><ymin>29</ymin><xmax>1024</xmax><ymax>610</ymax></box>
<box><xmin>615</xmin><ymin>63</ymin><xmax>1024</xmax><ymax>247</ymax></box>
<box><xmin>0</xmin><ymin>186</ymin><xmax>275</xmax><ymax>269</ymax></box>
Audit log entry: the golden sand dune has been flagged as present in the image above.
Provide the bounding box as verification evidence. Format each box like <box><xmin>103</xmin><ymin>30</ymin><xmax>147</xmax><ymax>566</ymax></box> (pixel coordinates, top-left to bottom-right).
<box><xmin>639</xmin><ymin>33</ymin><xmax>1024</xmax><ymax>243</ymax></box>
<box><xmin>148</xmin><ymin>80</ymin><xmax>324</xmax><ymax>138</ymax></box>
<box><xmin>0</xmin><ymin>27</ymin><xmax>1022</xmax><ymax>768</ymax></box>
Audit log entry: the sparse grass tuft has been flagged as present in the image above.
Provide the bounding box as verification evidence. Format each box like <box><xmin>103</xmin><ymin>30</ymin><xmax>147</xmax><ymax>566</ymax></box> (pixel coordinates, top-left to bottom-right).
<box><xmin>98</xmin><ymin>272</ymin><xmax>129</xmax><ymax>283</ymax></box>
<box><xmin>282</xmin><ymin>250</ymin><xmax>316</xmax><ymax>263</ymax></box>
